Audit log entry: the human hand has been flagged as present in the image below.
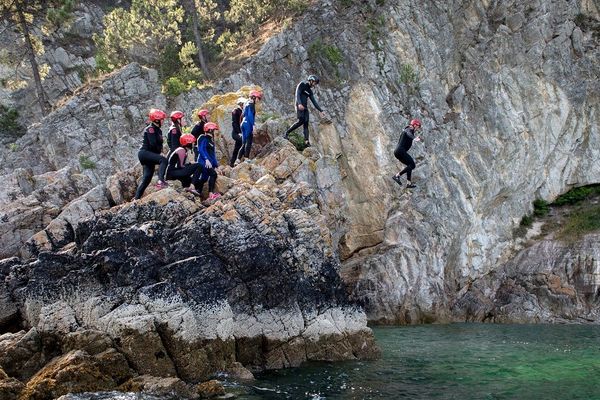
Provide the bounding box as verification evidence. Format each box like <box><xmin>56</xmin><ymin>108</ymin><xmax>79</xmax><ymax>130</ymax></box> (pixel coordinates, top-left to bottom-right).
<box><xmin>297</xmin><ymin>104</ymin><xmax>305</xmax><ymax>111</ymax></box>
<box><xmin>414</xmin><ymin>136</ymin><xmax>421</xmax><ymax>142</ymax></box>
<box><xmin>205</xmin><ymin>160</ymin><xmax>212</xmax><ymax>169</ymax></box>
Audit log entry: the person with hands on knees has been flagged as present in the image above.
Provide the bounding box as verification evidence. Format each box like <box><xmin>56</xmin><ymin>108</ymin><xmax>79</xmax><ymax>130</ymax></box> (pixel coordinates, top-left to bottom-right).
<box><xmin>240</xmin><ymin>90</ymin><xmax>262</xmax><ymax>161</ymax></box>
<box><xmin>230</xmin><ymin>97</ymin><xmax>245</xmax><ymax>167</ymax></box>
<box><xmin>393</xmin><ymin>118</ymin><xmax>423</xmax><ymax>189</ymax></box>
<box><xmin>167</xmin><ymin>110</ymin><xmax>185</xmax><ymax>153</ymax></box>
<box><xmin>197</xmin><ymin>122</ymin><xmax>221</xmax><ymax>201</ymax></box>
<box><xmin>134</xmin><ymin>108</ymin><xmax>169</xmax><ymax>200</ymax></box>
<box><xmin>165</xmin><ymin>133</ymin><xmax>202</xmax><ymax>196</ymax></box>
<box><xmin>284</xmin><ymin>74</ymin><xmax>327</xmax><ymax>147</ymax></box>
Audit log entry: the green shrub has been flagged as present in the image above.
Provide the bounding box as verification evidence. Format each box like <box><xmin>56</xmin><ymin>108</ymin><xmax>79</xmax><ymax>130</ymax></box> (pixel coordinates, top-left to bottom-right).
<box><xmin>8</xmin><ymin>143</ymin><xmax>18</xmax><ymax>152</ymax></box>
<box><xmin>163</xmin><ymin>76</ymin><xmax>187</xmax><ymax>97</ymax></box>
<box><xmin>553</xmin><ymin>185</ymin><xmax>600</xmax><ymax>206</ymax></box>
<box><xmin>287</xmin><ymin>131</ymin><xmax>307</xmax><ymax>152</ymax></box>
<box><xmin>399</xmin><ymin>63</ymin><xmax>418</xmax><ymax>84</ymax></box>
<box><xmin>559</xmin><ymin>205</ymin><xmax>600</xmax><ymax>241</ymax></box>
<box><xmin>533</xmin><ymin>199</ymin><xmax>549</xmax><ymax>217</ymax></box>
<box><xmin>520</xmin><ymin>214</ymin><xmax>533</xmax><ymax>227</ymax></box>
<box><xmin>0</xmin><ymin>105</ymin><xmax>25</xmax><ymax>138</ymax></box>
<box><xmin>79</xmin><ymin>155</ymin><xmax>96</xmax><ymax>170</ymax></box>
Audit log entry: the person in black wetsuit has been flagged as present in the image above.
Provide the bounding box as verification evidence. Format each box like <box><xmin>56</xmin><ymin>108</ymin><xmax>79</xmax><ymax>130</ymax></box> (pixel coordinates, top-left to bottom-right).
<box><xmin>167</xmin><ymin>110</ymin><xmax>185</xmax><ymax>153</ymax></box>
<box><xmin>393</xmin><ymin>118</ymin><xmax>422</xmax><ymax>189</ymax></box>
<box><xmin>165</xmin><ymin>133</ymin><xmax>202</xmax><ymax>196</ymax></box>
<box><xmin>134</xmin><ymin>108</ymin><xmax>169</xmax><ymax>200</ymax></box>
<box><xmin>283</xmin><ymin>74</ymin><xmax>327</xmax><ymax>147</ymax></box>
<box><xmin>229</xmin><ymin>97</ymin><xmax>245</xmax><ymax>167</ymax></box>
<box><xmin>197</xmin><ymin>122</ymin><xmax>221</xmax><ymax>201</ymax></box>
<box><xmin>191</xmin><ymin>109</ymin><xmax>210</xmax><ymax>158</ymax></box>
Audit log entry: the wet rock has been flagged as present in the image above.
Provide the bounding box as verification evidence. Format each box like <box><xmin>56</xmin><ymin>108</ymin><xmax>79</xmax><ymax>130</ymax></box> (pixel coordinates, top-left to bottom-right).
<box><xmin>0</xmin><ymin>368</ymin><xmax>24</xmax><ymax>400</ymax></box>
<box><xmin>225</xmin><ymin>362</ymin><xmax>255</xmax><ymax>381</ymax></box>
<box><xmin>196</xmin><ymin>379</ymin><xmax>225</xmax><ymax>399</ymax></box>
<box><xmin>0</xmin><ymin>329</ymin><xmax>45</xmax><ymax>381</ymax></box>
<box><xmin>119</xmin><ymin>375</ymin><xmax>196</xmax><ymax>399</ymax></box>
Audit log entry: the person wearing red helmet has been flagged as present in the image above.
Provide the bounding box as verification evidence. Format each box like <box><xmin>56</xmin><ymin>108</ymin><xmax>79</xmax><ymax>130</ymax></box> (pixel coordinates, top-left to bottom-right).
<box><xmin>191</xmin><ymin>109</ymin><xmax>210</xmax><ymax>158</ymax></box>
<box><xmin>197</xmin><ymin>122</ymin><xmax>221</xmax><ymax>200</ymax></box>
<box><xmin>134</xmin><ymin>108</ymin><xmax>169</xmax><ymax>200</ymax></box>
<box><xmin>165</xmin><ymin>133</ymin><xmax>202</xmax><ymax>196</ymax></box>
<box><xmin>392</xmin><ymin>118</ymin><xmax>422</xmax><ymax>189</ymax></box>
<box><xmin>229</xmin><ymin>97</ymin><xmax>246</xmax><ymax>167</ymax></box>
<box><xmin>240</xmin><ymin>90</ymin><xmax>262</xmax><ymax>161</ymax></box>
<box><xmin>167</xmin><ymin>110</ymin><xmax>185</xmax><ymax>153</ymax></box>
<box><xmin>283</xmin><ymin>75</ymin><xmax>327</xmax><ymax>147</ymax></box>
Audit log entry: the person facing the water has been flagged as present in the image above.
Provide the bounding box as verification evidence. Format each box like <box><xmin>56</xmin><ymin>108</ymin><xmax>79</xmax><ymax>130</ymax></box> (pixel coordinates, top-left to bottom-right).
<box><xmin>191</xmin><ymin>109</ymin><xmax>210</xmax><ymax>158</ymax></box>
<box><xmin>197</xmin><ymin>122</ymin><xmax>221</xmax><ymax>200</ymax></box>
<box><xmin>167</xmin><ymin>110</ymin><xmax>185</xmax><ymax>153</ymax></box>
<box><xmin>283</xmin><ymin>74</ymin><xmax>327</xmax><ymax>147</ymax></box>
<box><xmin>134</xmin><ymin>108</ymin><xmax>169</xmax><ymax>200</ymax></box>
<box><xmin>165</xmin><ymin>133</ymin><xmax>202</xmax><ymax>196</ymax></box>
<box><xmin>230</xmin><ymin>97</ymin><xmax>245</xmax><ymax>167</ymax></box>
<box><xmin>240</xmin><ymin>90</ymin><xmax>262</xmax><ymax>160</ymax></box>
<box><xmin>393</xmin><ymin>119</ymin><xmax>422</xmax><ymax>189</ymax></box>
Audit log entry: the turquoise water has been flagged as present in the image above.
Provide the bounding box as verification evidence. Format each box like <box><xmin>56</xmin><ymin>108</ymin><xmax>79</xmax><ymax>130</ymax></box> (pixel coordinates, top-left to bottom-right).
<box><xmin>235</xmin><ymin>324</ymin><xmax>600</xmax><ymax>400</ymax></box>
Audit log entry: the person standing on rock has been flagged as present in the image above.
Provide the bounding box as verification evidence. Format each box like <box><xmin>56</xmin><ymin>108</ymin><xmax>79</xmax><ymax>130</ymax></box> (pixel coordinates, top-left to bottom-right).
<box><xmin>240</xmin><ymin>90</ymin><xmax>262</xmax><ymax>161</ymax></box>
<box><xmin>165</xmin><ymin>134</ymin><xmax>203</xmax><ymax>196</ymax></box>
<box><xmin>134</xmin><ymin>108</ymin><xmax>169</xmax><ymax>199</ymax></box>
<box><xmin>283</xmin><ymin>75</ymin><xmax>327</xmax><ymax>147</ymax></box>
<box><xmin>167</xmin><ymin>110</ymin><xmax>185</xmax><ymax>153</ymax></box>
<box><xmin>392</xmin><ymin>118</ymin><xmax>422</xmax><ymax>189</ymax></box>
<box><xmin>230</xmin><ymin>97</ymin><xmax>246</xmax><ymax>167</ymax></box>
<box><xmin>191</xmin><ymin>109</ymin><xmax>210</xmax><ymax>159</ymax></box>
<box><xmin>197</xmin><ymin>122</ymin><xmax>221</xmax><ymax>201</ymax></box>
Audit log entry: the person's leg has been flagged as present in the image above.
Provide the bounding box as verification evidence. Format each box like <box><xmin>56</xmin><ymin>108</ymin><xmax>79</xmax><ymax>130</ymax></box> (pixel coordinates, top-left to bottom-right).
<box><xmin>302</xmin><ymin>110</ymin><xmax>310</xmax><ymax>143</ymax></box>
<box><xmin>230</xmin><ymin>132</ymin><xmax>243</xmax><ymax>167</ymax></box>
<box><xmin>135</xmin><ymin>164</ymin><xmax>155</xmax><ymax>199</ymax></box>
<box><xmin>244</xmin><ymin>132</ymin><xmax>254</xmax><ymax>158</ymax></box>
<box><xmin>285</xmin><ymin>118</ymin><xmax>304</xmax><ymax>137</ymax></box>
<box><xmin>207</xmin><ymin>169</ymin><xmax>217</xmax><ymax>193</ymax></box>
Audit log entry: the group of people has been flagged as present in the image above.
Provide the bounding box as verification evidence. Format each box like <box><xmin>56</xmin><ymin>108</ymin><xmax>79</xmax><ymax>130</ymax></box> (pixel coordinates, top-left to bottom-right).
<box><xmin>134</xmin><ymin>73</ymin><xmax>423</xmax><ymax>200</ymax></box>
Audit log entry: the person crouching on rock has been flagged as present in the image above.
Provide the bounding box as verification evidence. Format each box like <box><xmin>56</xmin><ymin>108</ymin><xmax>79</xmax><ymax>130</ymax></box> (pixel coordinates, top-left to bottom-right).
<box><xmin>134</xmin><ymin>108</ymin><xmax>169</xmax><ymax>200</ymax></box>
<box><xmin>197</xmin><ymin>122</ymin><xmax>221</xmax><ymax>201</ymax></box>
<box><xmin>240</xmin><ymin>90</ymin><xmax>262</xmax><ymax>161</ymax></box>
<box><xmin>165</xmin><ymin>134</ymin><xmax>202</xmax><ymax>196</ymax></box>
<box><xmin>392</xmin><ymin>118</ymin><xmax>422</xmax><ymax>189</ymax></box>
<box><xmin>191</xmin><ymin>109</ymin><xmax>210</xmax><ymax>159</ymax></box>
<box><xmin>167</xmin><ymin>110</ymin><xmax>185</xmax><ymax>154</ymax></box>
<box><xmin>230</xmin><ymin>97</ymin><xmax>245</xmax><ymax>167</ymax></box>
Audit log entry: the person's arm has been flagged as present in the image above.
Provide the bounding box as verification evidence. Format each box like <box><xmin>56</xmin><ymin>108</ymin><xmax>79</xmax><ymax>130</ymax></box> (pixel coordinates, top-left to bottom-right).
<box><xmin>198</xmin><ymin>137</ymin><xmax>212</xmax><ymax>168</ymax></box>
<box><xmin>308</xmin><ymin>89</ymin><xmax>323</xmax><ymax>112</ymax></box>
<box><xmin>295</xmin><ymin>82</ymin><xmax>303</xmax><ymax>106</ymax></box>
<box><xmin>176</xmin><ymin>148</ymin><xmax>186</xmax><ymax>167</ymax></box>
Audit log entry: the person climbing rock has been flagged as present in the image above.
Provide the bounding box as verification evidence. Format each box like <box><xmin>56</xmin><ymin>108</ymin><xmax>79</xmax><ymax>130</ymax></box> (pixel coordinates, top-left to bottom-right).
<box><xmin>283</xmin><ymin>75</ymin><xmax>327</xmax><ymax>147</ymax></box>
<box><xmin>197</xmin><ymin>122</ymin><xmax>221</xmax><ymax>200</ymax></box>
<box><xmin>165</xmin><ymin>133</ymin><xmax>202</xmax><ymax>196</ymax></box>
<box><xmin>230</xmin><ymin>97</ymin><xmax>245</xmax><ymax>167</ymax></box>
<box><xmin>134</xmin><ymin>108</ymin><xmax>169</xmax><ymax>200</ymax></box>
<box><xmin>167</xmin><ymin>110</ymin><xmax>185</xmax><ymax>153</ymax></box>
<box><xmin>393</xmin><ymin>118</ymin><xmax>422</xmax><ymax>189</ymax></box>
<box><xmin>240</xmin><ymin>90</ymin><xmax>262</xmax><ymax>161</ymax></box>
<box><xmin>191</xmin><ymin>109</ymin><xmax>210</xmax><ymax>158</ymax></box>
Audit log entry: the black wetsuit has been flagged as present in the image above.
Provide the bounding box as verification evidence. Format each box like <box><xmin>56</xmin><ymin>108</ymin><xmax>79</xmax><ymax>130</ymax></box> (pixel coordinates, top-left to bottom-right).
<box><xmin>165</xmin><ymin>147</ymin><xmax>202</xmax><ymax>189</ymax></box>
<box><xmin>394</xmin><ymin>126</ymin><xmax>417</xmax><ymax>181</ymax></box>
<box><xmin>191</xmin><ymin>120</ymin><xmax>205</xmax><ymax>159</ymax></box>
<box><xmin>167</xmin><ymin>123</ymin><xmax>182</xmax><ymax>153</ymax></box>
<box><xmin>284</xmin><ymin>81</ymin><xmax>323</xmax><ymax>141</ymax></box>
<box><xmin>135</xmin><ymin>123</ymin><xmax>167</xmax><ymax>199</ymax></box>
<box><xmin>230</xmin><ymin>106</ymin><xmax>243</xmax><ymax>167</ymax></box>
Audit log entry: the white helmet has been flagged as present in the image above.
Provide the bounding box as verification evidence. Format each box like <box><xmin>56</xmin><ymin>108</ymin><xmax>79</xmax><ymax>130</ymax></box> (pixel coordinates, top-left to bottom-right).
<box><xmin>236</xmin><ymin>97</ymin><xmax>246</xmax><ymax>105</ymax></box>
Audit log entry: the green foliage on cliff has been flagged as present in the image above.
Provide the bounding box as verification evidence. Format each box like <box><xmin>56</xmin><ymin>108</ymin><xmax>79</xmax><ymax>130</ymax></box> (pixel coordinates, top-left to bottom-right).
<box><xmin>559</xmin><ymin>205</ymin><xmax>600</xmax><ymax>240</ymax></box>
<box><xmin>79</xmin><ymin>155</ymin><xmax>96</xmax><ymax>170</ymax></box>
<box><xmin>0</xmin><ymin>105</ymin><xmax>25</xmax><ymax>138</ymax></box>
<box><xmin>553</xmin><ymin>185</ymin><xmax>600</xmax><ymax>206</ymax></box>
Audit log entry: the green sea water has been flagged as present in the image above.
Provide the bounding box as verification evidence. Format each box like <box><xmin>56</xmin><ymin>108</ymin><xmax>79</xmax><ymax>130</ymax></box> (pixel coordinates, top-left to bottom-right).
<box><xmin>236</xmin><ymin>324</ymin><xmax>600</xmax><ymax>399</ymax></box>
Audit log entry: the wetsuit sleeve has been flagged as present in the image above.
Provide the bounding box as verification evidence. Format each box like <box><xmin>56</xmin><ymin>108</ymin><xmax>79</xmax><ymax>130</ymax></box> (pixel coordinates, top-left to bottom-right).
<box><xmin>198</xmin><ymin>137</ymin><xmax>210</xmax><ymax>163</ymax></box>
<box><xmin>404</xmin><ymin>127</ymin><xmax>415</xmax><ymax>140</ymax></box>
<box><xmin>232</xmin><ymin>109</ymin><xmax>242</xmax><ymax>133</ymax></box>
<box><xmin>295</xmin><ymin>82</ymin><xmax>303</xmax><ymax>106</ymax></box>
<box><xmin>308</xmin><ymin>89</ymin><xmax>323</xmax><ymax>112</ymax></box>
<box><xmin>243</xmin><ymin>102</ymin><xmax>256</xmax><ymax>125</ymax></box>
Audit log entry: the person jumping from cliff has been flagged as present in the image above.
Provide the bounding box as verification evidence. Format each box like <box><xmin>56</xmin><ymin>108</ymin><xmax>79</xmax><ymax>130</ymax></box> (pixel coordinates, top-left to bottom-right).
<box><xmin>283</xmin><ymin>75</ymin><xmax>327</xmax><ymax>147</ymax></box>
<box><xmin>197</xmin><ymin>122</ymin><xmax>221</xmax><ymax>200</ymax></box>
<box><xmin>191</xmin><ymin>109</ymin><xmax>210</xmax><ymax>159</ymax></box>
<box><xmin>167</xmin><ymin>110</ymin><xmax>185</xmax><ymax>154</ymax></box>
<box><xmin>165</xmin><ymin>133</ymin><xmax>202</xmax><ymax>196</ymax></box>
<box><xmin>240</xmin><ymin>90</ymin><xmax>262</xmax><ymax>161</ymax></box>
<box><xmin>229</xmin><ymin>97</ymin><xmax>246</xmax><ymax>167</ymax></box>
<box><xmin>392</xmin><ymin>119</ymin><xmax>422</xmax><ymax>189</ymax></box>
<box><xmin>134</xmin><ymin>109</ymin><xmax>169</xmax><ymax>200</ymax></box>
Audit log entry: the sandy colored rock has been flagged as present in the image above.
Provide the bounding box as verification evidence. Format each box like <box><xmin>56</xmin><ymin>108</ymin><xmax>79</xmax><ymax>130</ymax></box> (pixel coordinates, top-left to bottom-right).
<box><xmin>196</xmin><ymin>379</ymin><xmax>225</xmax><ymax>399</ymax></box>
<box><xmin>119</xmin><ymin>375</ymin><xmax>195</xmax><ymax>399</ymax></box>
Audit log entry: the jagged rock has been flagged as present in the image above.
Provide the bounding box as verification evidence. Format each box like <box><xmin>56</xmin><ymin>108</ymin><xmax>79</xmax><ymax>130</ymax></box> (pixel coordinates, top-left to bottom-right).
<box><xmin>119</xmin><ymin>375</ymin><xmax>196</xmax><ymax>399</ymax></box>
<box><xmin>225</xmin><ymin>361</ymin><xmax>255</xmax><ymax>381</ymax></box>
<box><xmin>18</xmin><ymin>350</ymin><xmax>128</xmax><ymax>400</ymax></box>
<box><xmin>0</xmin><ymin>368</ymin><xmax>24</xmax><ymax>400</ymax></box>
<box><xmin>0</xmin><ymin>329</ymin><xmax>45</xmax><ymax>381</ymax></box>
<box><xmin>196</xmin><ymin>379</ymin><xmax>225</xmax><ymax>399</ymax></box>
<box><xmin>62</xmin><ymin>330</ymin><xmax>114</xmax><ymax>356</ymax></box>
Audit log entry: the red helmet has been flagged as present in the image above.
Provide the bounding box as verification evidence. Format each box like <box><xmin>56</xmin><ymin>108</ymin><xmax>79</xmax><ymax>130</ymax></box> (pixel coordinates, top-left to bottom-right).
<box><xmin>148</xmin><ymin>108</ymin><xmax>166</xmax><ymax>121</ymax></box>
<box><xmin>170</xmin><ymin>110</ymin><xmax>184</xmax><ymax>121</ymax></box>
<box><xmin>410</xmin><ymin>118</ymin><xmax>422</xmax><ymax>128</ymax></box>
<box><xmin>197</xmin><ymin>109</ymin><xmax>209</xmax><ymax>119</ymax></box>
<box><xmin>179</xmin><ymin>134</ymin><xmax>196</xmax><ymax>146</ymax></box>
<box><xmin>204</xmin><ymin>122</ymin><xmax>219</xmax><ymax>132</ymax></box>
<box><xmin>249</xmin><ymin>90</ymin><xmax>263</xmax><ymax>100</ymax></box>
